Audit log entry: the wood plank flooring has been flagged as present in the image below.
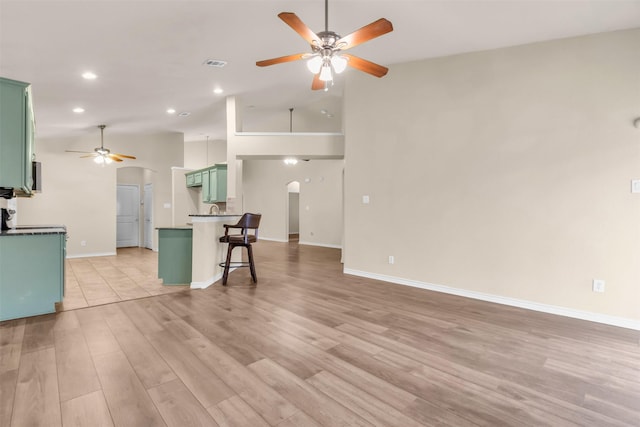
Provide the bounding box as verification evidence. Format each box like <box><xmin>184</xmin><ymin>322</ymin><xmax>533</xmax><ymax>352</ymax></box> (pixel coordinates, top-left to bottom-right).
<box><xmin>1</xmin><ymin>240</ymin><xmax>639</xmax><ymax>426</ymax></box>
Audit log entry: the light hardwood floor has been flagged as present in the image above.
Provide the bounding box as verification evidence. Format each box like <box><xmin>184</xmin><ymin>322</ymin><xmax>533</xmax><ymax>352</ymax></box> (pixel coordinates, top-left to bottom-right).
<box><xmin>1</xmin><ymin>241</ymin><xmax>639</xmax><ymax>426</ymax></box>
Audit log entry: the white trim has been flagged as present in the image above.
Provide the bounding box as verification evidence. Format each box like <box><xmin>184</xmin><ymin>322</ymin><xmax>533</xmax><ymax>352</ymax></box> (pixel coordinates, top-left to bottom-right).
<box><xmin>190</xmin><ymin>275</ymin><xmax>217</xmax><ymax>289</ymax></box>
<box><xmin>190</xmin><ymin>268</ymin><xmax>236</xmax><ymax>289</ymax></box>
<box><xmin>66</xmin><ymin>251</ymin><xmax>117</xmax><ymax>259</ymax></box>
<box><xmin>298</xmin><ymin>241</ymin><xmax>342</xmax><ymax>249</ymax></box>
<box><xmin>259</xmin><ymin>237</ymin><xmax>289</xmax><ymax>243</ymax></box>
<box><xmin>343</xmin><ymin>268</ymin><xmax>640</xmax><ymax>331</ymax></box>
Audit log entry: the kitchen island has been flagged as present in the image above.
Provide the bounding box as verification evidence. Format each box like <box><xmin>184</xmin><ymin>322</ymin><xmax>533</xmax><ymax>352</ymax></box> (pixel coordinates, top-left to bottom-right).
<box><xmin>0</xmin><ymin>226</ymin><xmax>66</xmax><ymax>321</ymax></box>
<box><xmin>189</xmin><ymin>214</ymin><xmax>241</xmax><ymax>289</ymax></box>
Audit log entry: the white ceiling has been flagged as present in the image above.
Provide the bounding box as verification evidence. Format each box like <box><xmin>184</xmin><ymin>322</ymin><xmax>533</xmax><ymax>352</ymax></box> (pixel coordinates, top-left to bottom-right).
<box><xmin>1</xmin><ymin>0</ymin><xmax>639</xmax><ymax>142</ymax></box>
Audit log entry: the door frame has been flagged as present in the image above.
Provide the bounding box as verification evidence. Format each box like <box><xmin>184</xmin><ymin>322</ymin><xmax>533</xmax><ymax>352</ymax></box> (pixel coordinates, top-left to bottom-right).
<box><xmin>143</xmin><ymin>183</ymin><xmax>153</xmax><ymax>250</ymax></box>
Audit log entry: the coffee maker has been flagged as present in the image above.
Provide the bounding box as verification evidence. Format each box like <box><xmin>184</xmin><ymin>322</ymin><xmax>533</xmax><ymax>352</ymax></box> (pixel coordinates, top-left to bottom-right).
<box><xmin>1</xmin><ymin>188</ymin><xmax>16</xmax><ymax>230</ymax></box>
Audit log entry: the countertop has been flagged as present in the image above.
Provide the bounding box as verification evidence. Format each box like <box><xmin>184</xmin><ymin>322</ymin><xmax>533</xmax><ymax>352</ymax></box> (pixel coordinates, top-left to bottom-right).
<box><xmin>1</xmin><ymin>225</ymin><xmax>67</xmax><ymax>236</ymax></box>
<box><xmin>156</xmin><ymin>226</ymin><xmax>193</xmax><ymax>230</ymax></box>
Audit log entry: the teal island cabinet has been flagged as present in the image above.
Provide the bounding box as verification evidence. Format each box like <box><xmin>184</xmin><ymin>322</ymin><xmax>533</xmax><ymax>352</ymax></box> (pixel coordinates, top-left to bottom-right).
<box><xmin>157</xmin><ymin>227</ymin><xmax>193</xmax><ymax>285</ymax></box>
<box><xmin>0</xmin><ymin>227</ymin><xmax>66</xmax><ymax>321</ymax></box>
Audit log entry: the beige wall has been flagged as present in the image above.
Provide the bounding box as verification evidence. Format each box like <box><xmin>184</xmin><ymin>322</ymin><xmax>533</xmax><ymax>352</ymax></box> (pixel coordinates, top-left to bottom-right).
<box><xmin>344</xmin><ymin>29</ymin><xmax>640</xmax><ymax>324</ymax></box>
<box><xmin>18</xmin><ymin>131</ymin><xmax>184</xmax><ymax>256</ymax></box>
<box><xmin>184</xmin><ymin>138</ymin><xmax>227</xmax><ymax>170</ymax></box>
<box><xmin>243</xmin><ymin>159</ymin><xmax>343</xmax><ymax>247</ymax></box>
<box><xmin>171</xmin><ymin>167</ymin><xmax>199</xmax><ymax>226</ymax></box>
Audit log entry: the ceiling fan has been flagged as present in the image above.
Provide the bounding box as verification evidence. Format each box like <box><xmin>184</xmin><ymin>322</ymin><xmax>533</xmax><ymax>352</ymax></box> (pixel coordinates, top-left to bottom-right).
<box><xmin>256</xmin><ymin>0</ymin><xmax>393</xmax><ymax>90</ymax></box>
<box><xmin>65</xmin><ymin>125</ymin><xmax>136</xmax><ymax>164</ymax></box>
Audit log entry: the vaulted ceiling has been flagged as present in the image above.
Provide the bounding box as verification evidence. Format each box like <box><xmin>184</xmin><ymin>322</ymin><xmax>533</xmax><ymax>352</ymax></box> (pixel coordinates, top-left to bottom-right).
<box><xmin>1</xmin><ymin>0</ymin><xmax>639</xmax><ymax>142</ymax></box>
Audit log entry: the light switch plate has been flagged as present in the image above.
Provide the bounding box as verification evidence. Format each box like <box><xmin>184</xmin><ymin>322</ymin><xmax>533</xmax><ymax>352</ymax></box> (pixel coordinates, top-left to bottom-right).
<box><xmin>631</xmin><ymin>180</ymin><xmax>640</xmax><ymax>193</ymax></box>
<box><xmin>362</xmin><ymin>195</ymin><xmax>370</xmax><ymax>204</ymax></box>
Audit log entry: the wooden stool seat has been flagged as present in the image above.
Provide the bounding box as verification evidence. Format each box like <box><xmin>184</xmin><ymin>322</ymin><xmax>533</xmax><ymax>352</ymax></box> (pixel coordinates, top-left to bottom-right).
<box><xmin>218</xmin><ymin>213</ymin><xmax>261</xmax><ymax>286</ymax></box>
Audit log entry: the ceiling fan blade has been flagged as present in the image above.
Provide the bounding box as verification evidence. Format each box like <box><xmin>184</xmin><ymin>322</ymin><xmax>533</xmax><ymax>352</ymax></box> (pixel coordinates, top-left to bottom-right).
<box><xmin>80</xmin><ymin>154</ymin><xmax>99</xmax><ymax>158</ymax></box>
<box><xmin>278</xmin><ymin>12</ymin><xmax>321</xmax><ymax>46</ymax></box>
<box><xmin>342</xmin><ymin>54</ymin><xmax>388</xmax><ymax>78</ymax></box>
<box><xmin>256</xmin><ymin>53</ymin><xmax>307</xmax><ymax>67</ymax></box>
<box><xmin>336</xmin><ymin>18</ymin><xmax>393</xmax><ymax>51</ymax></box>
<box><xmin>107</xmin><ymin>154</ymin><xmax>124</xmax><ymax>162</ymax></box>
<box><xmin>311</xmin><ymin>73</ymin><xmax>324</xmax><ymax>91</ymax></box>
<box><xmin>112</xmin><ymin>153</ymin><xmax>136</xmax><ymax>159</ymax></box>
<box><xmin>65</xmin><ymin>150</ymin><xmax>93</xmax><ymax>154</ymax></box>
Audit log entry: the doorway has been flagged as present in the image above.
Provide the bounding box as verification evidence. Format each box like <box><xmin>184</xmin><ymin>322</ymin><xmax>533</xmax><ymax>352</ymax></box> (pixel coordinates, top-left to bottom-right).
<box><xmin>287</xmin><ymin>181</ymin><xmax>300</xmax><ymax>242</ymax></box>
<box><xmin>116</xmin><ymin>184</ymin><xmax>140</xmax><ymax>248</ymax></box>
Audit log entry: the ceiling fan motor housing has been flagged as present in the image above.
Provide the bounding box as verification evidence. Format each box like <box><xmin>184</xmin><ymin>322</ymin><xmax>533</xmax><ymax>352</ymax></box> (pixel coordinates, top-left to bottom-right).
<box><xmin>314</xmin><ymin>31</ymin><xmax>342</xmax><ymax>51</ymax></box>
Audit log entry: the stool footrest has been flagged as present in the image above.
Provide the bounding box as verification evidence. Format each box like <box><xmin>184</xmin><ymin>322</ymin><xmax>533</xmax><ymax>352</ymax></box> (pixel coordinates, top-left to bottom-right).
<box><xmin>218</xmin><ymin>262</ymin><xmax>251</xmax><ymax>268</ymax></box>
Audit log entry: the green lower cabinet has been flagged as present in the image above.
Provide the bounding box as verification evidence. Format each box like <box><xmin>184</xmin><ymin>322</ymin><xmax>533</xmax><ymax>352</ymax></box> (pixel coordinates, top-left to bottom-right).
<box><xmin>0</xmin><ymin>233</ymin><xmax>65</xmax><ymax>321</ymax></box>
<box><xmin>157</xmin><ymin>228</ymin><xmax>192</xmax><ymax>285</ymax></box>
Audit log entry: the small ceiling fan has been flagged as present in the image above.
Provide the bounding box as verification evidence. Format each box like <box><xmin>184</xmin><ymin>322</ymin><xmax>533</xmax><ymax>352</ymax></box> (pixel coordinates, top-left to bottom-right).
<box><xmin>65</xmin><ymin>125</ymin><xmax>136</xmax><ymax>164</ymax></box>
<box><xmin>256</xmin><ymin>0</ymin><xmax>393</xmax><ymax>90</ymax></box>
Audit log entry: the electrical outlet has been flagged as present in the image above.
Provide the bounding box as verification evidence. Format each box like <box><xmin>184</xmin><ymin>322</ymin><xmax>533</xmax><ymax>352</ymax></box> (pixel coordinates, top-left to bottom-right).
<box><xmin>81</xmin><ymin>240</ymin><xmax>87</xmax><ymax>247</ymax></box>
<box><xmin>388</xmin><ymin>255</ymin><xmax>394</xmax><ymax>264</ymax></box>
<box><xmin>362</xmin><ymin>195</ymin><xmax>370</xmax><ymax>204</ymax></box>
<box><xmin>592</xmin><ymin>279</ymin><xmax>605</xmax><ymax>293</ymax></box>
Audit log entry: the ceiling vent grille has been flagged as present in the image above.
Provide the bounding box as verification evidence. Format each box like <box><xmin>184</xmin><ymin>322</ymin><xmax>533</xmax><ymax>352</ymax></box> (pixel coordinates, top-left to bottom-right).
<box><xmin>203</xmin><ymin>59</ymin><xmax>227</xmax><ymax>68</ymax></box>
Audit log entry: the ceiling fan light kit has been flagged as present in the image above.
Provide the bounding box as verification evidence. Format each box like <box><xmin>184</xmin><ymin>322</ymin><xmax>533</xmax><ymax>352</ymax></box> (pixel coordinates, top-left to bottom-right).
<box><xmin>65</xmin><ymin>124</ymin><xmax>136</xmax><ymax>165</ymax></box>
<box><xmin>256</xmin><ymin>0</ymin><xmax>393</xmax><ymax>90</ymax></box>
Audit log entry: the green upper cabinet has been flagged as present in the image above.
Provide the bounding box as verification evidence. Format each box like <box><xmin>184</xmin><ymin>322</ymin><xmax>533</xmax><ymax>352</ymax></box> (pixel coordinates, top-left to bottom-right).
<box><xmin>186</xmin><ymin>170</ymin><xmax>202</xmax><ymax>187</ymax></box>
<box><xmin>0</xmin><ymin>77</ymin><xmax>35</xmax><ymax>196</ymax></box>
<box><xmin>185</xmin><ymin>164</ymin><xmax>227</xmax><ymax>203</ymax></box>
<box><xmin>203</xmin><ymin>164</ymin><xmax>227</xmax><ymax>204</ymax></box>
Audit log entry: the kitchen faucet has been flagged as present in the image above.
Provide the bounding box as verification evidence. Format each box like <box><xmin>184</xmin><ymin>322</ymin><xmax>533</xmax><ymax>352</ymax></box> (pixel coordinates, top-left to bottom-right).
<box><xmin>209</xmin><ymin>203</ymin><xmax>220</xmax><ymax>215</ymax></box>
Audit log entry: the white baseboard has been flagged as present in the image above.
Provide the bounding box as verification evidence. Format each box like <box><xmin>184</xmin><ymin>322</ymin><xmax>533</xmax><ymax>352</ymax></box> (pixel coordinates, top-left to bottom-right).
<box><xmin>190</xmin><ymin>268</ymin><xmax>236</xmax><ymax>289</ymax></box>
<box><xmin>259</xmin><ymin>237</ymin><xmax>289</xmax><ymax>243</ymax></box>
<box><xmin>343</xmin><ymin>268</ymin><xmax>640</xmax><ymax>331</ymax></box>
<box><xmin>298</xmin><ymin>241</ymin><xmax>342</xmax><ymax>249</ymax></box>
<box><xmin>66</xmin><ymin>252</ymin><xmax>117</xmax><ymax>259</ymax></box>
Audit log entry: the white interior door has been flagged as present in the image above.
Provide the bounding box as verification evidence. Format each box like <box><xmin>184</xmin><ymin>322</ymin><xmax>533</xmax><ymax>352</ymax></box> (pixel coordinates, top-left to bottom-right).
<box><xmin>117</xmin><ymin>184</ymin><xmax>140</xmax><ymax>248</ymax></box>
<box><xmin>144</xmin><ymin>183</ymin><xmax>153</xmax><ymax>249</ymax></box>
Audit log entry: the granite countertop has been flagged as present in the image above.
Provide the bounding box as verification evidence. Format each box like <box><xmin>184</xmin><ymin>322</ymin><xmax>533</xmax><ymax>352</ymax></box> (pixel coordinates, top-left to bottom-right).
<box><xmin>1</xmin><ymin>225</ymin><xmax>67</xmax><ymax>236</ymax></box>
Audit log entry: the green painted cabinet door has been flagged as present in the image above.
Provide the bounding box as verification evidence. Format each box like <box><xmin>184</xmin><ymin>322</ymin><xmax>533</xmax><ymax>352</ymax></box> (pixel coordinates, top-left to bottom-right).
<box><xmin>201</xmin><ymin>169</ymin><xmax>211</xmax><ymax>203</ymax></box>
<box><xmin>210</xmin><ymin>165</ymin><xmax>227</xmax><ymax>203</ymax></box>
<box><xmin>0</xmin><ymin>233</ymin><xmax>65</xmax><ymax>321</ymax></box>
<box><xmin>185</xmin><ymin>171</ymin><xmax>203</xmax><ymax>187</ymax></box>
<box><xmin>0</xmin><ymin>77</ymin><xmax>34</xmax><ymax>196</ymax></box>
<box><xmin>157</xmin><ymin>228</ymin><xmax>192</xmax><ymax>284</ymax></box>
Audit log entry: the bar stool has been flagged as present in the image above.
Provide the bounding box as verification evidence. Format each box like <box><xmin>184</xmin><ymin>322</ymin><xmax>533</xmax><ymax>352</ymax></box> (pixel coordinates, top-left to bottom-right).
<box><xmin>218</xmin><ymin>213</ymin><xmax>262</xmax><ymax>286</ymax></box>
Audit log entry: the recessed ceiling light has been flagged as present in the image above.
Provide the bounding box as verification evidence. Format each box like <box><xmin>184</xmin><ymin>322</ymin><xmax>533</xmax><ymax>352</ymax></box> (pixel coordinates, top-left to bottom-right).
<box><xmin>82</xmin><ymin>71</ymin><xmax>97</xmax><ymax>80</ymax></box>
<box><xmin>166</xmin><ymin>108</ymin><xmax>176</xmax><ymax>114</ymax></box>
<box><xmin>284</xmin><ymin>158</ymin><xmax>298</xmax><ymax>165</ymax></box>
<box><xmin>72</xmin><ymin>107</ymin><xmax>85</xmax><ymax>113</ymax></box>
<box><xmin>203</xmin><ymin>59</ymin><xmax>227</xmax><ymax>68</ymax></box>
<box><xmin>213</xmin><ymin>88</ymin><xmax>223</xmax><ymax>95</ymax></box>
<box><xmin>178</xmin><ymin>111</ymin><xmax>191</xmax><ymax>117</ymax></box>
<box><xmin>327</xmin><ymin>114</ymin><xmax>334</xmax><ymax>118</ymax></box>
<box><xmin>320</xmin><ymin>109</ymin><xmax>327</xmax><ymax>114</ymax></box>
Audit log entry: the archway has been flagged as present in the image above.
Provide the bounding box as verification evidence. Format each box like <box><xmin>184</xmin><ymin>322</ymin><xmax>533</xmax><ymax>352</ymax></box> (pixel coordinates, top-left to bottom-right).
<box><xmin>286</xmin><ymin>180</ymin><xmax>300</xmax><ymax>242</ymax></box>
